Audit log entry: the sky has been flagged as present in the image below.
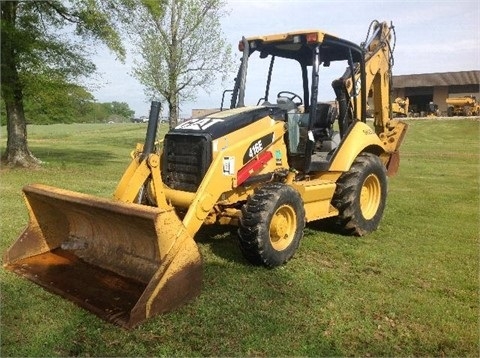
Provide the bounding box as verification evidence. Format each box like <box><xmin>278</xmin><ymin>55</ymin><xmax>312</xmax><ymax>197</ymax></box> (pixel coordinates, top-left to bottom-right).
<box><xmin>90</xmin><ymin>0</ymin><xmax>480</xmax><ymax>118</ymax></box>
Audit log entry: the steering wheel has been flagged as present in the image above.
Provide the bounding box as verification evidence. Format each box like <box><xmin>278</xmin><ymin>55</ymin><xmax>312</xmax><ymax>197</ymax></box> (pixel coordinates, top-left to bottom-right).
<box><xmin>277</xmin><ymin>91</ymin><xmax>303</xmax><ymax>106</ymax></box>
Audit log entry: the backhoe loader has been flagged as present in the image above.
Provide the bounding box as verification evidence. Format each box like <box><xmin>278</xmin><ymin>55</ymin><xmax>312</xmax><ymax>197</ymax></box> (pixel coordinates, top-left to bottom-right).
<box><xmin>392</xmin><ymin>97</ymin><xmax>409</xmax><ymax>117</ymax></box>
<box><xmin>4</xmin><ymin>20</ymin><xmax>407</xmax><ymax>328</ymax></box>
<box><xmin>446</xmin><ymin>95</ymin><xmax>480</xmax><ymax>116</ymax></box>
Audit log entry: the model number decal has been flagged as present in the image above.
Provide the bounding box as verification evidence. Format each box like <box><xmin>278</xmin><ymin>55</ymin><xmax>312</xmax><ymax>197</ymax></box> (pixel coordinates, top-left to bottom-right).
<box><xmin>243</xmin><ymin>133</ymin><xmax>274</xmax><ymax>164</ymax></box>
<box><xmin>248</xmin><ymin>140</ymin><xmax>263</xmax><ymax>158</ymax></box>
<box><xmin>175</xmin><ymin>118</ymin><xmax>223</xmax><ymax>131</ymax></box>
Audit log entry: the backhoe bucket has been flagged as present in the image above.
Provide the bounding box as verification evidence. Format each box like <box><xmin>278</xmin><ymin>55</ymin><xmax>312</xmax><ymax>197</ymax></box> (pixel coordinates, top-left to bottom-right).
<box><xmin>3</xmin><ymin>183</ymin><xmax>202</xmax><ymax>328</ymax></box>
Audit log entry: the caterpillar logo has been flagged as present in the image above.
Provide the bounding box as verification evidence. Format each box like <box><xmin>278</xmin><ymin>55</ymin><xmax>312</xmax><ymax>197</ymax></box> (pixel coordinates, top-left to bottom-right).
<box><xmin>243</xmin><ymin>133</ymin><xmax>274</xmax><ymax>164</ymax></box>
<box><xmin>175</xmin><ymin>117</ymin><xmax>223</xmax><ymax>131</ymax></box>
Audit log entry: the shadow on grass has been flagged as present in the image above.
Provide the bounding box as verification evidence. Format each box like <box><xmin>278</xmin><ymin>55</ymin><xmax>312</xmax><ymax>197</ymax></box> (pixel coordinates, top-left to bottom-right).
<box><xmin>306</xmin><ymin>217</ymin><xmax>348</xmax><ymax>236</ymax></box>
<box><xmin>194</xmin><ymin>225</ymin><xmax>248</xmax><ymax>265</ymax></box>
<box><xmin>31</xmin><ymin>147</ymin><xmax>118</xmax><ymax>167</ymax></box>
<box><xmin>194</xmin><ymin>218</ymin><xmax>347</xmax><ymax>266</ymax></box>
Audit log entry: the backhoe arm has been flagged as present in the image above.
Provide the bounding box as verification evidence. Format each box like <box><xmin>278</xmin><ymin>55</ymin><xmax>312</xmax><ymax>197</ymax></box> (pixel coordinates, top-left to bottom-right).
<box><xmin>363</xmin><ymin>21</ymin><xmax>393</xmax><ymax>135</ymax></box>
<box><xmin>335</xmin><ymin>21</ymin><xmax>407</xmax><ymax>156</ymax></box>
<box><xmin>363</xmin><ymin>21</ymin><xmax>407</xmax><ymax>155</ymax></box>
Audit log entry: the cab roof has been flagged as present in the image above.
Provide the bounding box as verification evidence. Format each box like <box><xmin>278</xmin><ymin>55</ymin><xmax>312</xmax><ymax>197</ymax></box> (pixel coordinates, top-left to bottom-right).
<box><xmin>242</xmin><ymin>29</ymin><xmax>364</xmax><ymax>65</ymax></box>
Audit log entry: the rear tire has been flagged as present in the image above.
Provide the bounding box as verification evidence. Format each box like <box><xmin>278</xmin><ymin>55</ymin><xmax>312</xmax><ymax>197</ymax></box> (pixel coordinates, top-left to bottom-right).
<box><xmin>332</xmin><ymin>152</ymin><xmax>387</xmax><ymax>236</ymax></box>
<box><xmin>238</xmin><ymin>183</ymin><xmax>305</xmax><ymax>267</ymax></box>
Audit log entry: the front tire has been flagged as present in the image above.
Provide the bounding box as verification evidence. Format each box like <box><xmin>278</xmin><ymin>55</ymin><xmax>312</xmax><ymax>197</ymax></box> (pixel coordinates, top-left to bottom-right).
<box><xmin>332</xmin><ymin>152</ymin><xmax>387</xmax><ymax>236</ymax></box>
<box><xmin>238</xmin><ymin>183</ymin><xmax>305</xmax><ymax>267</ymax></box>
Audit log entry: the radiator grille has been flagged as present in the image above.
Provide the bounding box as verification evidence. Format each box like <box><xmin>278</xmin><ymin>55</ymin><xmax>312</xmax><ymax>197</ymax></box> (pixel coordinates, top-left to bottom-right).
<box><xmin>162</xmin><ymin>134</ymin><xmax>211</xmax><ymax>192</ymax></box>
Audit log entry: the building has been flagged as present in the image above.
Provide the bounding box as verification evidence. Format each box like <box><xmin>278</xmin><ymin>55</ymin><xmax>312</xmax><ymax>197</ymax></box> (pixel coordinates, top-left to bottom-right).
<box><xmin>392</xmin><ymin>70</ymin><xmax>480</xmax><ymax>115</ymax></box>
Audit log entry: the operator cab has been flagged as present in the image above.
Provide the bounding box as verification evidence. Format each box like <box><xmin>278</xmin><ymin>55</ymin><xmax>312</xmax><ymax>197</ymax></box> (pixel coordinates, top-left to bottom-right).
<box><xmin>229</xmin><ymin>30</ymin><xmax>366</xmax><ymax>172</ymax></box>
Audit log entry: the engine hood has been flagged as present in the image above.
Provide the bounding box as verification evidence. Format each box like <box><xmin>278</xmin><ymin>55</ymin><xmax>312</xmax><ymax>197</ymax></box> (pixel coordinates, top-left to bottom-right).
<box><xmin>172</xmin><ymin>106</ymin><xmax>284</xmax><ymax>140</ymax></box>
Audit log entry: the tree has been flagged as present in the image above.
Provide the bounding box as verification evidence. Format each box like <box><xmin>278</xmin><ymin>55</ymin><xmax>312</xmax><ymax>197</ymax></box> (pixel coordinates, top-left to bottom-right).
<box><xmin>132</xmin><ymin>0</ymin><xmax>232</xmax><ymax>128</ymax></box>
<box><xmin>110</xmin><ymin>101</ymin><xmax>135</xmax><ymax>120</ymax></box>
<box><xmin>0</xmin><ymin>0</ymin><xmax>133</xmax><ymax>167</ymax></box>
<box><xmin>22</xmin><ymin>75</ymin><xmax>95</xmax><ymax>124</ymax></box>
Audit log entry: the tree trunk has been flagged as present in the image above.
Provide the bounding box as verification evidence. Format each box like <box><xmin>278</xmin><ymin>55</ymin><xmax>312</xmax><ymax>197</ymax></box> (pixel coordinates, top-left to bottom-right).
<box><xmin>168</xmin><ymin>97</ymin><xmax>179</xmax><ymax>129</ymax></box>
<box><xmin>1</xmin><ymin>1</ymin><xmax>41</xmax><ymax>168</ymax></box>
<box><xmin>2</xmin><ymin>98</ymin><xmax>41</xmax><ymax>168</ymax></box>
<box><xmin>167</xmin><ymin>0</ymin><xmax>180</xmax><ymax>130</ymax></box>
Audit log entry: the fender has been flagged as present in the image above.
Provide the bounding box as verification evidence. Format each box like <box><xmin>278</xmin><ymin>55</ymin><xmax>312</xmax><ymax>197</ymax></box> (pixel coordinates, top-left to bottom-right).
<box><xmin>329</xmin><ymin>121</ymin><xmax>385</xmax><ymax>172</ymax></box>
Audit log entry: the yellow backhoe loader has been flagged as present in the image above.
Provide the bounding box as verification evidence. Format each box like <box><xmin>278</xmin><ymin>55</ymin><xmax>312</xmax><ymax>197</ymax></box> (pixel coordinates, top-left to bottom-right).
<box><xmin>446</xmin><ymin>95</ymin><xmax>480</xmax><ymax>116</ymax></box>
<box><xmin>392</xmin><ymin>97</ymin><xmax>409</xmax><ymax>117</ymax></box>
<box><xmin>4</xmin><ymin>20</ymin><xmax>407</xmax><ymax>328</ymax></box>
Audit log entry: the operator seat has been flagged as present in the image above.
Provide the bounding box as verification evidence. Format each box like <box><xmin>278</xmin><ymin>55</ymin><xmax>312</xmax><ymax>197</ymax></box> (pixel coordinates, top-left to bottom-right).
<box><xmin>311</xmin><ymin>103</ymin><xmax>338</xmax><ymax>141</ymax></box>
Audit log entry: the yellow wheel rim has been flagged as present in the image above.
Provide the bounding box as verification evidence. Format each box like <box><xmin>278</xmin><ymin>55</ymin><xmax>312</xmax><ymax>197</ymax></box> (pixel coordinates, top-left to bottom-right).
<box><xmin>269</xmin><ymin>204</ymin><xmax>296</xmax><ymax>251</ymax></box>
<box><xmin>360</xmin><ymin>173</ymin><xmax>381</xmax><ymax>220</ymax></box>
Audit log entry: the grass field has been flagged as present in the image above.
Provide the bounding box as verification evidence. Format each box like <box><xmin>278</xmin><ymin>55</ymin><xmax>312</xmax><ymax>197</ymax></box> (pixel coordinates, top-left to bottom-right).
<box><xmin>1</xmin><ymin>118</ymin><xmax>479</xmax><ymax>357</ymax></box>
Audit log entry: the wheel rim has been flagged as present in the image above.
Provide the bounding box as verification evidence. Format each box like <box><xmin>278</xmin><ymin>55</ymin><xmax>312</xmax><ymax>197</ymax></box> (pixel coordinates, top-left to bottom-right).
<box><xmin>269</xmin><ymin>204</ymin><xmax>297</xmax><ymax>251</ymax></box>
<box><xmin>360</xmin><ymin>173</ymin><xmax>381</xmax><ymax>220</ymax></box>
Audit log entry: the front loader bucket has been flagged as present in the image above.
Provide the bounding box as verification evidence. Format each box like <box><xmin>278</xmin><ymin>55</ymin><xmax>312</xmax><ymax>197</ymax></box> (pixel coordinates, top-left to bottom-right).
<box><xmin>3</xmin><ymin>184</ymin><xmax>202</xmax><ymax>328</ymax></box>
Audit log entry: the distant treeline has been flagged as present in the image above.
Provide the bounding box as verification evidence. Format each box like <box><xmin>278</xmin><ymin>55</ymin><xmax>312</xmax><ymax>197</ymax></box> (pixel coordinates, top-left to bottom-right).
<box><xmin>1</xmin><ymin>84</ymin><xmax>134</xmax><ymax>125</ymax></box>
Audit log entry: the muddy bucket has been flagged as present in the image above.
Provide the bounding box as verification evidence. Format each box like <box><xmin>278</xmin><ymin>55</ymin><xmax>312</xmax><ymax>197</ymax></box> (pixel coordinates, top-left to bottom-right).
<box><xmin>3</xmin><ymin>183</ymin><xmax>202</xmax><ymax>328</ymax></box>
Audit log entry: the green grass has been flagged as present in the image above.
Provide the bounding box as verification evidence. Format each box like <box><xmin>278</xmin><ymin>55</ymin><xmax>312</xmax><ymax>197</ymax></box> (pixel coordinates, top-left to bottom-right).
<box><xmin>1</xmin><ymin>119</ymin><xmax>479</xmax><ymax>357</ymax></box>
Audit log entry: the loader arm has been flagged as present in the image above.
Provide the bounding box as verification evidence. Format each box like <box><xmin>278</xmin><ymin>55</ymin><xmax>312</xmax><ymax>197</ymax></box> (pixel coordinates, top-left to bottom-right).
<box><xmin>114</xmin><ymin>149</ymin><xmax>170</xmax><ymax>209</ymax></box>
<box><xmin>114</xmin><ymin>101</ymin><xmax>171</xmax><ymax>209</ymax></box>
